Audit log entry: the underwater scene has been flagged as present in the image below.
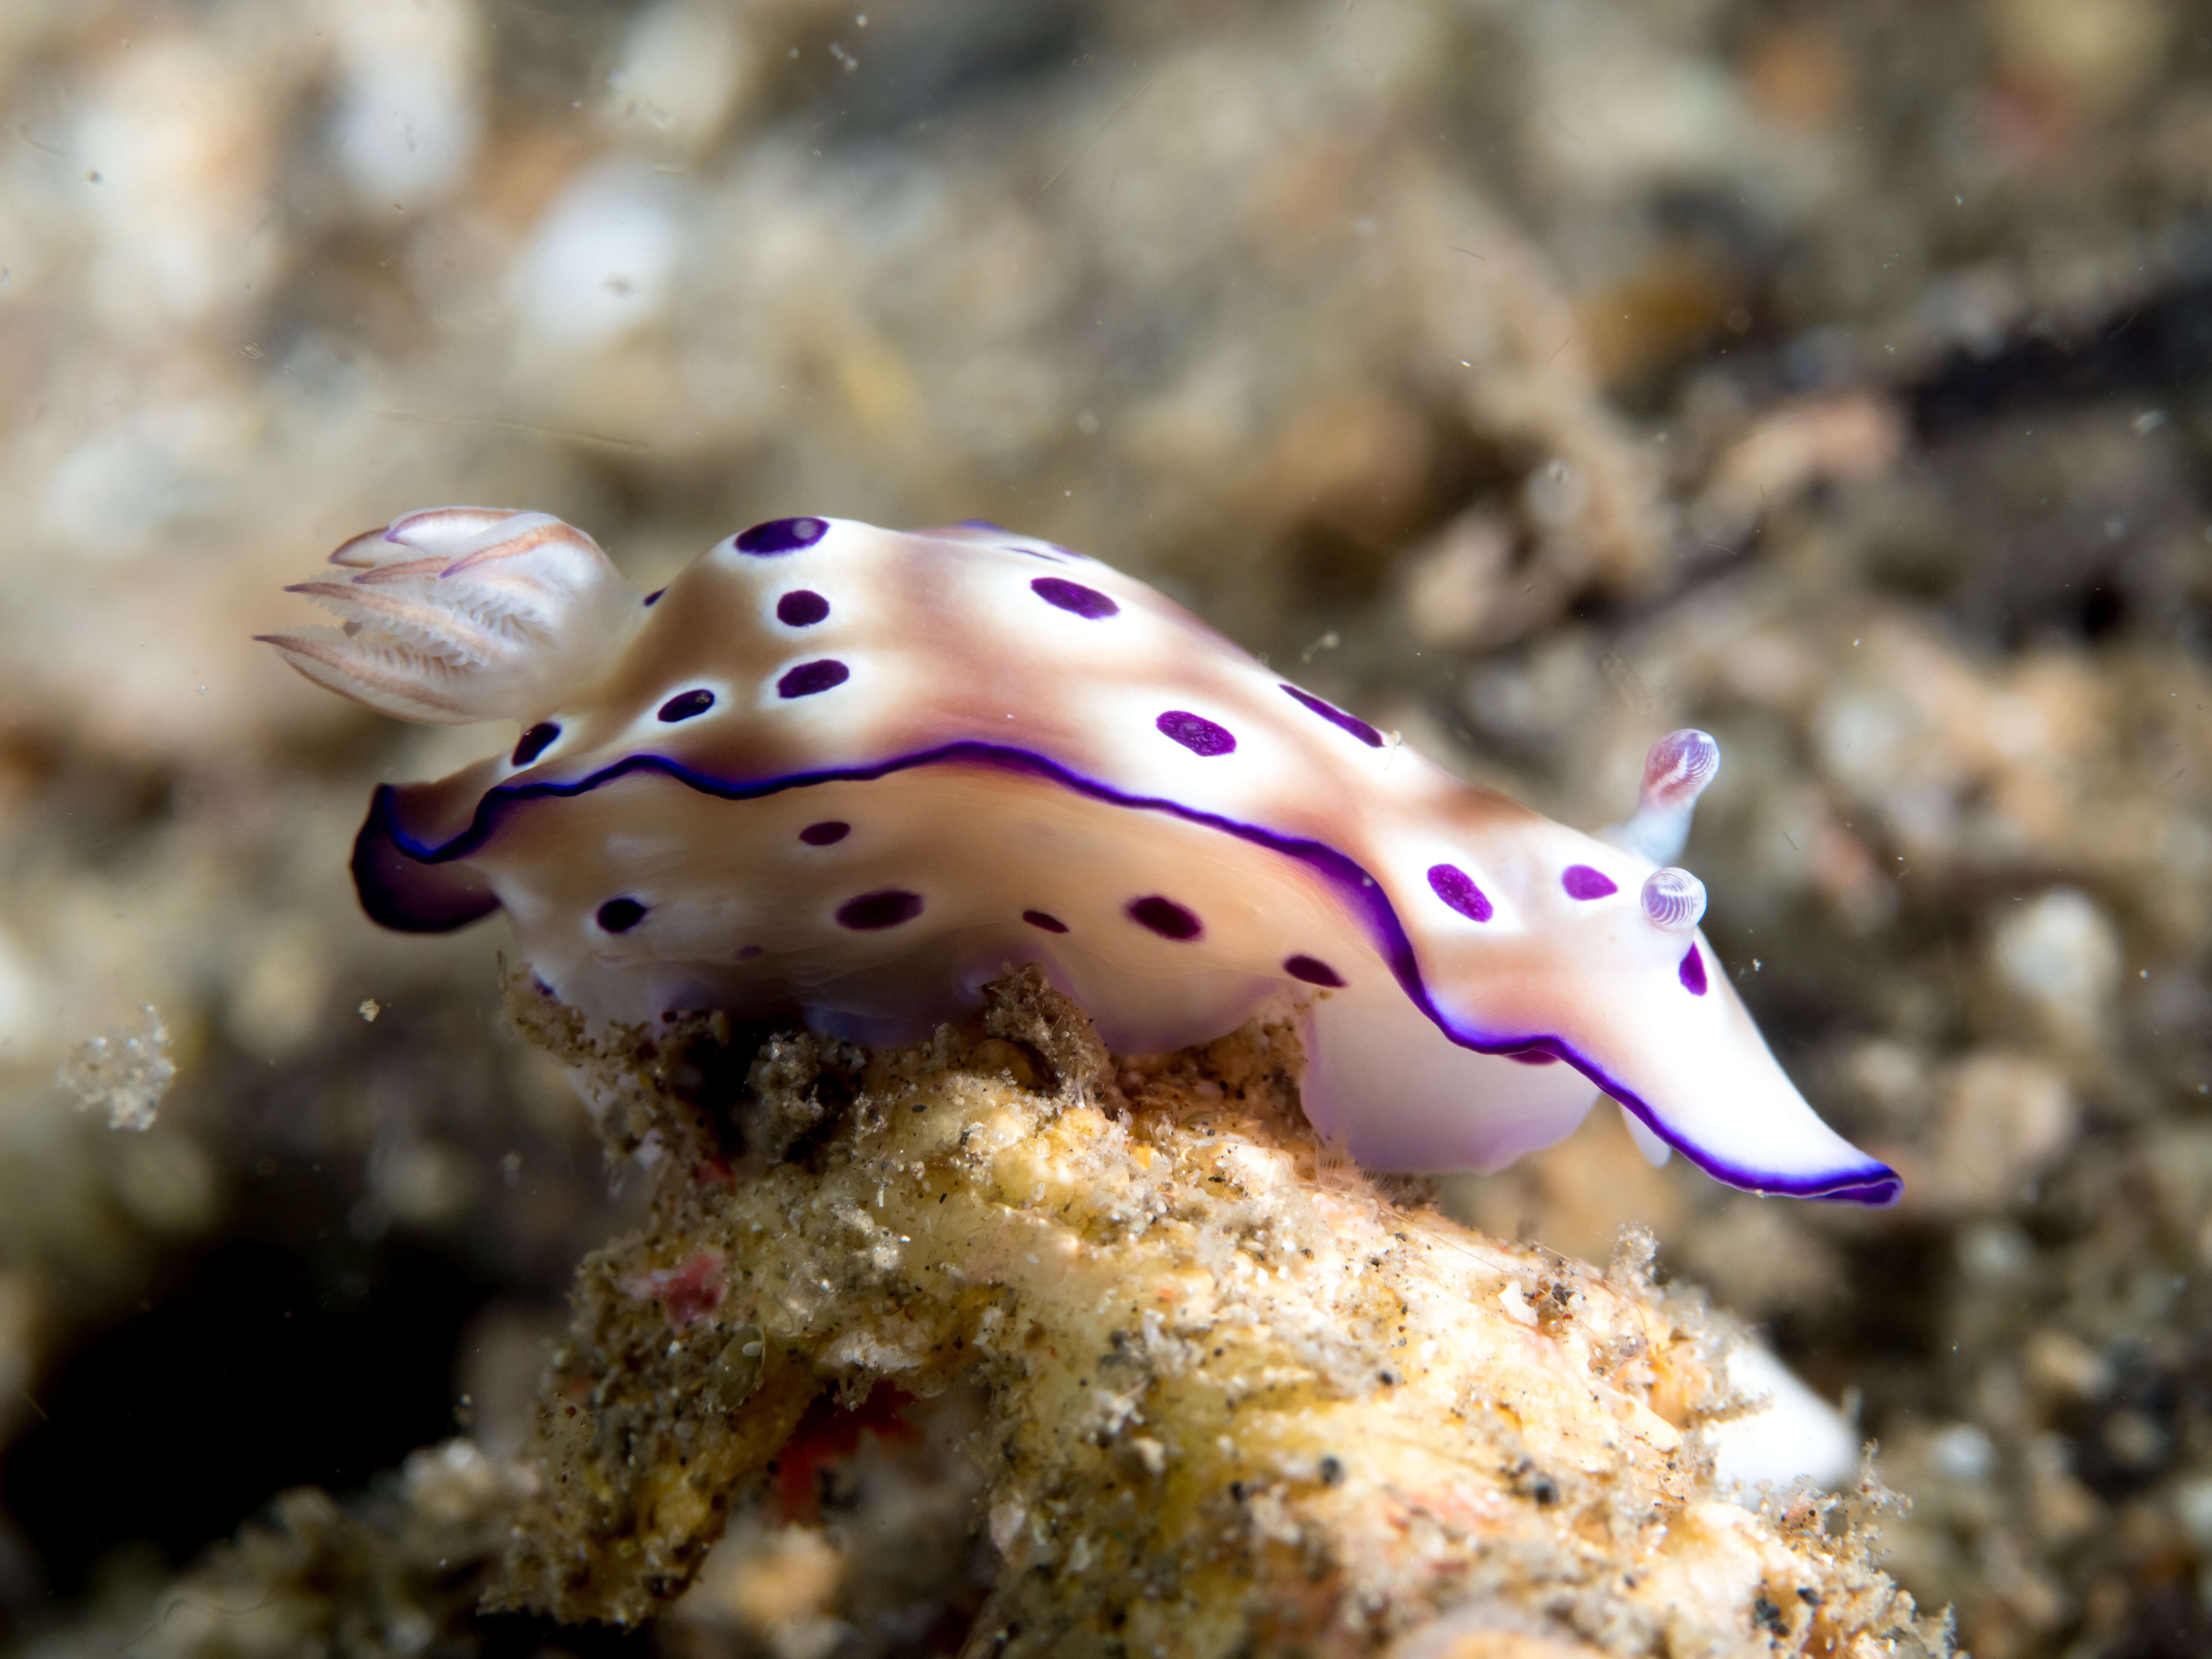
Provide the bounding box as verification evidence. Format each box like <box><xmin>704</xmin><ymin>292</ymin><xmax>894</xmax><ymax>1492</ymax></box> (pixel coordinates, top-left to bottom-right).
<box><xmin>0</xmin><ymin>2</ymin><xmax>2209</xmax><ymax>1656</ymax></box>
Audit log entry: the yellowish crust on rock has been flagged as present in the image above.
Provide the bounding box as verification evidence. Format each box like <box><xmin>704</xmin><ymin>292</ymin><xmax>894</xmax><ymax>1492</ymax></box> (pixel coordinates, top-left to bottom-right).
<box><xmin>495</xmin><ymin>968</ymin><xmax>1943</xmax><ymax>1658</ymax></box>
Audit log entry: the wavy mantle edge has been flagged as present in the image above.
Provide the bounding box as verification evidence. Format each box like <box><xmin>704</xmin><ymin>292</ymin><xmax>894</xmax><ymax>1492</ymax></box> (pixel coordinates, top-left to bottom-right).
<box><xmin>352</xmin><ymin>740</ymin><xmax>1901</xmax><ymax>1205</ymax></box>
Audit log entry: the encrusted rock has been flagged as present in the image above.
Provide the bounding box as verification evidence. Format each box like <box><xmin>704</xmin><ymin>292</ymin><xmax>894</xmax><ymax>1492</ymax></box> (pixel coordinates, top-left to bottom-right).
<box><xmin>496</xmin><ymin>967</ymin><xmax>1943</xmax><ymax>1658</ymax></box>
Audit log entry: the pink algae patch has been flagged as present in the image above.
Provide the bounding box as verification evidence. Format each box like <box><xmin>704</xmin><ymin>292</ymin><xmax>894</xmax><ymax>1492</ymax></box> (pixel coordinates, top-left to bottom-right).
<box><xmin>625</xmin><ymin>1249</ymin><xmax>726</xmax><ymax>1328</ymax></box>
<box><xmin>772</xmin><ymin>1383</ymin><xmax>920</xmax><ymax>1525</ymax></box>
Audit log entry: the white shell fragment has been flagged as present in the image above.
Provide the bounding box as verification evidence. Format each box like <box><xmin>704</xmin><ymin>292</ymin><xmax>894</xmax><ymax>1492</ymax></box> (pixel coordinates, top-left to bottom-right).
<box><xmin>1708</xmin><ymin>1341</ymin><xmax>1862</xmax><ymax>1493</ymax></box>
<box><xmin>264</xmin><ymin>510</ymin><xmax>1899</xmax><ymax>1204</ymax></box>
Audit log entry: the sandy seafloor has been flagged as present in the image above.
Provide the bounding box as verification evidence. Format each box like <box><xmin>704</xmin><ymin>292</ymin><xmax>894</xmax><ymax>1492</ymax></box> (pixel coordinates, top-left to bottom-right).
<box><xmin>0</xmin><ymin>0</ymin><xmax>2209</xmax><ymax>1654</ymax></box>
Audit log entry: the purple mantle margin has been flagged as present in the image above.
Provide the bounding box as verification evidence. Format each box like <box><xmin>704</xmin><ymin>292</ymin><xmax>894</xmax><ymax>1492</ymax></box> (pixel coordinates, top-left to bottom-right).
<box><xmin>352</xmin><ymin>741</ymin><xmax>1901</xmax><ymax>1205</ymax></box>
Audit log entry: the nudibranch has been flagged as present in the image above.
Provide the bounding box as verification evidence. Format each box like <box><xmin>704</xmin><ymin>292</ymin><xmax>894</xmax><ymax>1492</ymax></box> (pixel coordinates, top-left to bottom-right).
<box><xmin>262</xmin><ymin>509</ymin><xmax>1898</xmax><ymax>1203</ymax></box>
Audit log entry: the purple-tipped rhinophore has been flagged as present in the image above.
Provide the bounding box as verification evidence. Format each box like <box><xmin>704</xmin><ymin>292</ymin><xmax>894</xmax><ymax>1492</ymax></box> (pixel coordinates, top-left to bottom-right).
<box><xmin>1640</xmin><ymin>866</ymin><xmax>1708</xmax><ymax>932</ymax></box>
<box><xmin>1603</xmin><ymin>728</ymin><xmax>1721</xmax><ymax>864</ymax></box>
<box><xmin>1644</xmin><ymin>728</ymin><xmax>1721</xmax><ymax>805</ymax></box>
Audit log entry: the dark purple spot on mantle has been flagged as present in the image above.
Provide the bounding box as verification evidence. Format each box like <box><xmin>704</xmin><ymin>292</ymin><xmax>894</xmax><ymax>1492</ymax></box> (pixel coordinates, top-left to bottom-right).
<box><xmin>735</xmin><ymin>517</ymin><xmax>827</xmax><ymax>556</ymax></box>
<box><xmin>658</xmin><ymin>689</ymin><xmax>715</xmax><ymax>722</ymax></box>
<box><xmin>1679</xmin><ymin>944</ymin><xmax>1708</xmax><ymax>996</ymax></box>
<box><xmin>1031</xmin><ymin>576</ymin><xmax>1118</xmax><ymax>618</ymax></box>
<box><xmin>1022</xmin><ymin>909</ymin><xmax>1068</xmax><ymax>933</ymax></box>
<box><xmin>643</xmin><ymin>588</ymin><xmax>664</xmax><ymax>606</ymax></box>
<box><xmin>1127</xmin><ymin>896</ymin><xmax>1202</xmax><ymax>940</ymax></box>
<box><xmin>1562</xmin><ymin>865</ymin><xmax>1618</xmax><ymax>900</ymax></box>
<box><xmin>735</xmin><ymin>944</ymin><xmax>763</xmax><ymax>960</ymax></box>
<box><xmin>512</xmin><ymin>722</ymin><xmax>559</xmax><ymax>766</ymax></box>
<box><xmin>1507</xmin><ymin>1048</ymin><xmax>1560</xmax><ymax>1065</ymax></box>
<box><xmin>1426</xmin><ymin>864</ymin><xmax>1493</xmax><ymax>922</ymax></box>
<box><xmin>836</xmin><ymin>889</ymin><xmax>923</xmax><ymax>931</ymax></box>
<box><xmin>799</xmin><ymin>821</ymin><xmax>849</xmax><ymax>846</ymax></box>
<box><xmin>1284</xmin><ymin>955</ymin><xmax>1344</xmax><ymax>987</ymax></box>
<box><xmin>777</xmin><ymin>589</ymin><xmax>830</xmax><ymax>626</ymax></box>
<box><xmin>958</xmin><ymin>518</ymin><xmax>1003</xmax><ymax>530</ymax></box>
<box><xmin>1156</xmin><ymin>710</ymin><xmax>1235</xmax><ymax>756</ymax></box>
<box><xmin>597</xmin><ymin>898</ymin><xmax>646</xmax><ymax>933</ymax></box>
<box><xmin>1280</xmin><ymin>684</ymin><xmax>1383</xmax><ymax>748</ymax></box>
<box><xmin>778</xmin><ymin>659</ymin><xmax>850</xmax><ymax>699</ymax></box>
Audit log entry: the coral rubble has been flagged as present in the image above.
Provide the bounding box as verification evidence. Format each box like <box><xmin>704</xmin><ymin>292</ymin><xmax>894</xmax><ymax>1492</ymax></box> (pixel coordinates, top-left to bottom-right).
<box><xmin>494</xmin><ymin>968</ymin><xmax>1940</xmax><ymax>1657</ymax></box>
<box><xmin>15</xmin><ymin>1441</ymin><xmax>531</xmax><ymax>1659</ymax></box>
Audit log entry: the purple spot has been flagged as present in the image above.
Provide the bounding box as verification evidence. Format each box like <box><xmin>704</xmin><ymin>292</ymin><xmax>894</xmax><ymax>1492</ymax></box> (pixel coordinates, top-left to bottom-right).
<box><xmin>778</xmin><ymin>659</ymin><xmax>850</xmax><ymax>699</ymax></box>
<box><xmin>1022</xmin><ymin>909</ymin><xmax>1068</xmax><ymax>933</ymax></box>
<box><xmin>735</xmin><ymin>517</ymin><xmax>828</xmax><ymax>556</ymax></box>
<box><xmin>1031</xmin><ymin>576</ymin><xmax>1118</xmax><ymax>618</ymax></box>
<box><xmin>1507</xmin><ymin>1048</ymin><xmax>1560</xmax><ymax>1065</ymax></box>
<box><xmin>799</xmin><ymin>821</ymin><xmax>849</xmax><ymax>846</ymax></box>
<box><xmin>597</xmin><ymin>898</ymin><xmax>646</xmax><ymax>933</ymax></box>
<box><xmin>777</xmin><ymin>590</ymin><xmax>830</xmax><ymax>626</ymax></box>
<box><xmin>512</xmin><ymin>722</ymin><xmax>559</xmax><ymax>766</ymax></box>
<box><xmin>643</xmin><ymin>588</ymin><xmax>665</xmax><ymax>607</ymax></box>
<box><xmin>735</xmin><ymin>944</ymin><xmax>763</xmax><ymax>961</ymax></box>
<box><xmin>658</xmin><ymin>689</ymin><xmax>715</xmax><ymax>722</ymax></box>
<box><xmin>1156</xmin><ymin>710</ymin><xmax>1235</xmax><ymax>756</ymax></box>
<box><xmin>1562</xmin><ymin>865</ymin><xmax>1618</xmax><ymax>900</ymax></box>
<box><xmin>1679</xmin><ymin>945</ymin><xmax>1708</xmax><ymax>996</ymax></box>
<box><xmin>836</xmin><ymin>889</ymin><xmax>923</xmax><ymax>930</ymax></box>
<box><xmin>958</xmin><ymin>518</ymin><xmax>1004</xmax><ymax>530</ymax></box>
<box><xmin>1284</xmin><ymin>955</ymin><xmax>1344</xmax><ymax>987</ymax></box>
<box><xmin>1127</xmin><ymin>896</ymin><xmax>1202</xmax><ymax>940</ymax></box>
<box><xmin>1426</xmin><ymin>864</ymin><xmax>1494</xmax><ymax>923</ymax></box>
<box><xmin>1280</xmin><ymin>684</ymin><xmax>1383</xmax><ymax>748</ymax></box>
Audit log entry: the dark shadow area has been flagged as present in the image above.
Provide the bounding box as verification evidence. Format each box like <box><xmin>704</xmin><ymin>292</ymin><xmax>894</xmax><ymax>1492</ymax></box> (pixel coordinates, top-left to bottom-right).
<box><xmin>1909</xmin><ymin>275</ymin><xmax>2212</xmax><ymax>441</ymax></box>
<box><xmin>0</xmin><ymin>1231</ymin><xmax>494</xmax><ymax>1600</ymax></box>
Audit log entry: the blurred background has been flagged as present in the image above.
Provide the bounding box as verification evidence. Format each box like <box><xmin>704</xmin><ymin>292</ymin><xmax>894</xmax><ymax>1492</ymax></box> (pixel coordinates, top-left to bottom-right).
<box><xmin>0</xmin><ymin>0</ymin><xmax>2209</xmax><ymax>1653</ymax></box>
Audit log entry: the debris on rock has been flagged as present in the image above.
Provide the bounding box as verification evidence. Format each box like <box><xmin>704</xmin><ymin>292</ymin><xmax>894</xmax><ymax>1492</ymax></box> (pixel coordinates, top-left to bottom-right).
<box><xmin>492</xmin><ymin>967</ymin><xmax>1944</xmax><ymax>1656</ymax></box>
<box><xmin>55</xmin><ymin>1006</ymin><xmax>175</xmax><ymax>1132</ymax></box>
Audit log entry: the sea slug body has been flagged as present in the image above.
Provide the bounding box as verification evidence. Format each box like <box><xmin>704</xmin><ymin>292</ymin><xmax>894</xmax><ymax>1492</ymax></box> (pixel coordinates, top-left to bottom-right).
<box><xmin>261</xmin><ymin>510</ymin><xmax>1898</xmax><ymax>1204</ymax></box>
